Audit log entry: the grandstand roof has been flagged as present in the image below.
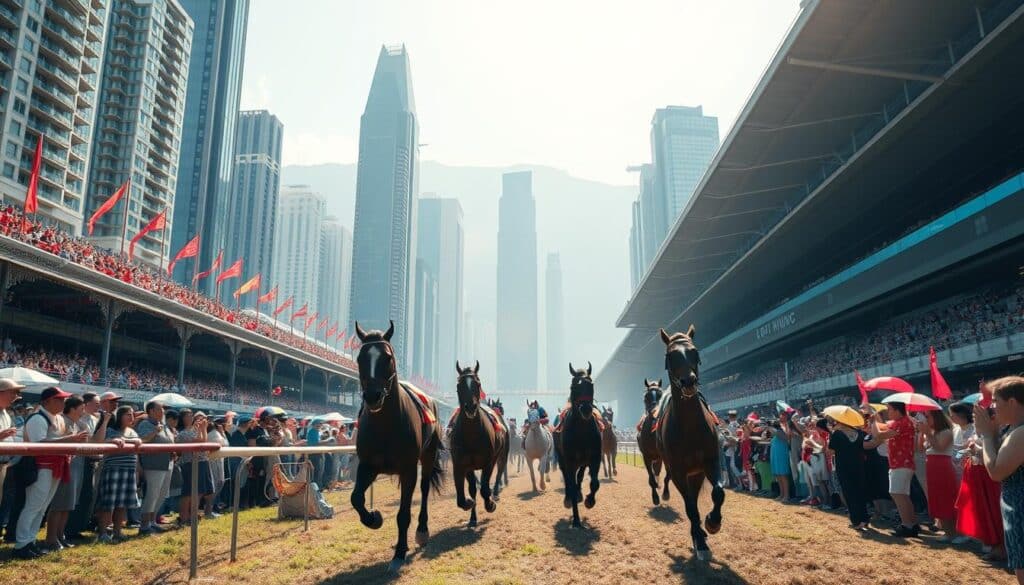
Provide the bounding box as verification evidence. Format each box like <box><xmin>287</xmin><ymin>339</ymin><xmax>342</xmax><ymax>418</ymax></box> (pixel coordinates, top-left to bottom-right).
<box><xmin>617</xmin><ymin>0</ymin><xmax>1024</xmax><ymax>333</ymax></box>
<box><xmin>602</xmin><ymin>0</ymin><xmax>1024</xmax><ymax>403</ymax></box>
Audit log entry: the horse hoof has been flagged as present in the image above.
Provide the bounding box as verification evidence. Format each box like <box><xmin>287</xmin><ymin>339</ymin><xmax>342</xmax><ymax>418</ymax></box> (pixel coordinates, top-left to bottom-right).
<box><xmin>572</xmin><ymin>519</ymin><xmax>583</xmax><ymax>529</ymax></box>
<box><xmin>705</xmin><ymin>515</ymin><xmax>721</xmax><ymax>535</ymax></box>
<box><xmin>458</xmin><ymin>499</ymin><xmax>475</xmax><ymax>512</ymax></box>
<box><xmin>563</xmin><ymin>496</ymin><xmax>572</xmax><ymax>509</ymax></box>
<box><xmin>663</xmin><ymin>490</ymin><xmax>671</xmax><ymax>501</ymax></box>
<box><xmin>652</xmin><ymin>494</ymin><xmax>660</xmax><ymax>506</ymax></box>
<box><xmin>415</xmin><ymin>529</ymin><xmax>429</xmax><ymax>546</ymax></box>
<box><xmin>694</xmin><ymin>548</ymin><xmax>711</xmax><ymax>562</ymax></box>
<box><xmin>468</xmin><ymin>518</ymin><xmax>477</xmax><ymax>528</ymax></box>
<box><xmin>584</xmin><ymin>495</ymin><xmax>596</xmax><ymax>509</ymax></box>
<box><xmin>388</xmin><ymin>558</ymin><xmax>407</xmax><ymax>574</ymax></box>
<box><xmin>365</xmin><ymin>510</ymin><xmax>384</xmax><ymax>530</ymax></box>
<box><xmin>485</xmin><ymin>499</ymin><xmax>496</xmax><ymax>513</ymax></box>
<box><xmin>613</xmin><ymin>469</ymin><xmax>618</xmax><ymax>476</ymax></box>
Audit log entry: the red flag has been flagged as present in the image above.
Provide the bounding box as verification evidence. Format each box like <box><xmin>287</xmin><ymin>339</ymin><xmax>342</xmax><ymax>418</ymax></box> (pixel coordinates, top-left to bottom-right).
<box><xmin>978</xmin><ymin>380</ymin><xmax>993</xmax><ymax>408</ymax></box>
<box><xmin>290</xmin><ymin>303</ymin><xmax>308</xmax><ymax>321</ymax></box>
<box><xmin>273</xmin><ymin>296</ymin><xmax>293</xmax><ymax>317</ymax></box>
<box><xmin>304</xmin><ymin>311</ymin><xmax>319</xmax><ymax>331</ymax></box>
<box><xmin>258</xmin><ymin>285</ymin><xmax>278</xmax><ymax>305</ymax></box>
<box><xmin>128</xmin><ymin>209</ymin><xmax>167</xmax><ymax>260</ymax></box>
<box><xmin>88</xmin><ymin>179</ymin><xmax>129</xmax><ymax>235</ymax></box>
<box><xmin>855</xmin><ymin>371</ymin><xmax>869</xmax><ymax>405</ymax></box>
<box><xmin>232</xmin><ymin>273</ymin><xmax>261</xmax><ymax>299</ymax></box>
<box><xmin>326</xmin><ymin>323</ymin><xmax>338</xmax><ymax>338</ymax></box>
<box><xmin>336</xmin><ymin>328</ymin><xmax>347</xmax><ymax>342</ymax></box>
<box><xmin>193</xmin><ymin>249</ymin><xmax>223</xmax><ymax>284</ymax></box>
<box><xmin>316</xmin><ymin>317</ymin><xmax>329</xmax><ymax>332</ymax></box>
<box><xmin>25</xmin><ymin>134</ymin><xmax>42</xmax><ymax>214</ymax></box>
<box><xmin>929</xmin><ymin>347</ymin><xmax>952</xmax><ymax>400</ymax></box>
<box><xmin>167</xmin><ymin>234</ymin><xmax>200</xmax><ymax>275</ymax></box>
<box><xmin>215</xmin><ymin>258</ymin><xmax>243</xmax><ymax>284</ymax></box>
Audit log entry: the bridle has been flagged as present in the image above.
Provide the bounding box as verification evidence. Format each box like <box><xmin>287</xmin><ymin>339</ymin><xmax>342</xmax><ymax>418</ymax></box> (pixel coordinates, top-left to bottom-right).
<box><xmin>571</xmin><ymin>374</ymin><xmax>595</xmax><ymax>418</ymax></box>
<box><xmin>358</xmin><ymin>340</ymin><xmax>397</xmax><ymax>413</ymax></box>
<box><xmin>665</xmin><ymin>341</ymin><xmax>701</xmax><ymax>398</ymax></box>
<box><xmin>457</xmin><ymin>371</ymin><xmax>481</xmax><ymax>419</ymax></box>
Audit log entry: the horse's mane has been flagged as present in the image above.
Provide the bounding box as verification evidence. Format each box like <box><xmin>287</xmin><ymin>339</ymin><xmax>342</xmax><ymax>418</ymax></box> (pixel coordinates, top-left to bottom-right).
<box><xmin>360</xmin><ymin>330</ymin><xmax>389</xmax><ymax>343</ymax></box>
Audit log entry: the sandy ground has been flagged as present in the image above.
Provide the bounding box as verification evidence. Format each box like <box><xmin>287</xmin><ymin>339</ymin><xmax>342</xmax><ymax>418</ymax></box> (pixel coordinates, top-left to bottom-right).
<box><xmin>0</xmin><ymin>456</ymin><xmax>1015</xmax><ymax>584</ymax></box>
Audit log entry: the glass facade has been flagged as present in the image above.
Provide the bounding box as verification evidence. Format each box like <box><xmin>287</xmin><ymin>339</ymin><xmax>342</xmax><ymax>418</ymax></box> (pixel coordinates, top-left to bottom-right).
<box><xmin>496</xmin><ymin>170</ymin><xmax>538</xmax><ymax>391</ymax></box>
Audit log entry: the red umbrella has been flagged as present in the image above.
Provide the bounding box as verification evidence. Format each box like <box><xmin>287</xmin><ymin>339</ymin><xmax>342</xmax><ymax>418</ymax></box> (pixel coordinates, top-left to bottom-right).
<box><xmin>864</xmin><ymin>376</ymin><xmax>914</xmax><ymax>394</ymax></box>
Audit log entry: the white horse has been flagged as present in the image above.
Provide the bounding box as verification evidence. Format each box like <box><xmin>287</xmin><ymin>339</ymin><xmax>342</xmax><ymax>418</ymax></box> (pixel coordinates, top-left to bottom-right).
<box><xmin>508</xmin><ymin>422</ymin><xmax>525</xmax><ymax>474</ymax></box>
<box><xmin>524</xmin><ymin>408</ymin><xmax>552</xmax><ymax>492</ymax></box>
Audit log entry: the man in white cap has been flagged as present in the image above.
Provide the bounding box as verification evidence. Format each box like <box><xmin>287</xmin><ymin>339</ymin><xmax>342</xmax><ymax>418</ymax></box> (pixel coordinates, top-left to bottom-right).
<box><xmin>0</xmin><ymin>378</ymin><xmax>26</xmax><ymax>508</ymax></box>
<box><xmin>99</xmin><ymin>391</ymin><xmax>122</xmax><ymax>416</ymax></box>
<box><xmin>14</xmin><ymin>387</ymin><xmax>89</xmax><ymax>559</ymax></box>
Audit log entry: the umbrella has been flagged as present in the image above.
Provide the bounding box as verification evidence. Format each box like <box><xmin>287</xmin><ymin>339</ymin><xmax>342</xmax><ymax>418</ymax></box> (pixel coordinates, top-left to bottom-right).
<box><xmin>775</xmin><ymin>400</ymin><xmax>796</xmax><ymax>414</ymax></box>
<box><xmin>822</xmin><ymin>405</ymin><xmax>865</xmax><ymax>428</ymax></box>
<box><xmin>0</xmin><ymin>367</ymin><xmax>59</xmax><ymax>386</ymax></box>
<box><xmin>150</xmin><ymin>392</ymin><xmax>194</xmax><ymax>408</ymax></box>
<box><xmin>864</xmin><ymin>376</ymin><xmax>914</xmax><ymax>393</ymax></box>
<box><xmin>867</xmin><ymin>403</ymin><xmax>887</xmax><ymax>413</ymax></box>
<box><xmin>881</xmin><ymin>392</ymin><xmax>941</xmax><ymax>412</ymax></box>
<box><xmin>254</xmin><ymin>405</ymin><xmax>286</xmax><ymax>419</ymax></box>
<box><xmin>312</xmin><ymin>412</ymin><xmax>350</xmax><ymax>423</ymax></box>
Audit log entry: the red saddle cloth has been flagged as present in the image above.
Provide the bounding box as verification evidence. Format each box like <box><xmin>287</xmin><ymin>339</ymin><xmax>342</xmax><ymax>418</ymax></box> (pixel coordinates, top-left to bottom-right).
<box><xmin>555</xmin><ymin>407</ymin><xmax>605</xmax><ymax>433</ymax></box>
<box><xmin>449</xmin><ymin>405</ymin><xmax>506</xmax><ymax>435</ymax></box>
<box><xmin>401</xmin><ymin>382</ymin><xmax>437</xmax><ymax>425</ymax></box>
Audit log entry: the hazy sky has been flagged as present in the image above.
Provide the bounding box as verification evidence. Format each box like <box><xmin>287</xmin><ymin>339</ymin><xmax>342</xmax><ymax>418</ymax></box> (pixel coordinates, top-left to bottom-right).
<box><xmin>240</xmin><ymin>0</ymin><xmax>801</xmax><ymax>186</ymax></box>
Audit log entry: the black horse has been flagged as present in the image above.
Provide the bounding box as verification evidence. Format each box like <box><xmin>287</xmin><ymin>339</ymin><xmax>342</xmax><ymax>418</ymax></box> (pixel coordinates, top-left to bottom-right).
<box><xmin>486</xmin><ymin>398</ymin><xmax>511</xmax><ymax>488</ymax></box>
<box><xmin>553</xmin><ymin>362</ymin><xmax>603</xmax><ymax>528</ymax></box>
<box><xmin>351</xmin><ymin>321</ymin><xmax>444</xmax><ymax>573</ymax></box>
<box><xmin>654</xmin><ymin>325</ymin><xmax>725</xmax><ymax>561</ymax></box>
<box><xmin>449</xmin><ymin>361</ymin><xmax>508</xmax><ymax>528</ymax></box>
<box><xmin>636</xmin><ymin>378</ymin><xmax>670</xmax><ymax>505</ymax></box>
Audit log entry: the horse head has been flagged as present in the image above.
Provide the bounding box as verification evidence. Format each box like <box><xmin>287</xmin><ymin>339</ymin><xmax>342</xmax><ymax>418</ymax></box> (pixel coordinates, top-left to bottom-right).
<box><xmin>660</xmin><ymin>325</ymin><xmax>701</xmax><ymax>399</ymax></box>
<box><xmin>642</xmin><ymin>378</ymin><xmax>664</xmax><ymax>413</ymax></box>
<box><xmin>490</xmin><ymin>398</ymin><xmax>504</xmax><ymax>416</ymax></box>
<box><xmin>568</xmin><ymin>361</ymin><xmax>595</xmax><ymax>420</ymax></box>
<box><xmin>355</xmin><ymin>320</ymin><xmax>397</xmax><ymax>413</ymax></box>
<box><xmin>455</xmin><ymin>360</ymin><xmax>482</xmax><ymax>419</ymax></box>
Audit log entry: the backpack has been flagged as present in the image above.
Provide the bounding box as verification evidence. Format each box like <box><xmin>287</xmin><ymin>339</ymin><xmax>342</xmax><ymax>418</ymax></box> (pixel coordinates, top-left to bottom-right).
<box><xmin>12</xmin><ymin>412</ymin><xmax>49</xmax><ymax>486</ymax></box>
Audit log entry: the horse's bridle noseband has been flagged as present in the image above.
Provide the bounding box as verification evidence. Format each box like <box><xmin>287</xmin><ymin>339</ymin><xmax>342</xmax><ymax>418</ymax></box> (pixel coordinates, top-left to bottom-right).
<box><xmin>359</xmin><ymin>340</ymin><xmax>396</xmax><ymax>413</ymax></box>
<box><xmin>457</xmin><ymin>372</ymin><xmax>481</xmax><ymax>418</ymax></box>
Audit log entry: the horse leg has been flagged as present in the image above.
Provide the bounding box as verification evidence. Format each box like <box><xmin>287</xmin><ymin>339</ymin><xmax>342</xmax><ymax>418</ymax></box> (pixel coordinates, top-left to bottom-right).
<box><xmin>603</xmin><ymin>451</ymin><xmax>610</xmax><ymax>479</ymax></box>
<box><xmin>612</xmin><ymin>445</ymin><xmax>618</xmax><ymax>476</ymax></box>
<box><xmin>704</xmin><ymin>461</ymin><xmax>726</xmax><ymax>535</ymax></box>
<box><xmin>683</xmin><ymin>473</ymin><xmax>710</xmax><ymax>561</ymax></box>
<box><xmin>661</xmin><ymin>462</ymin><xmax>671</xmax><ymax>501</ymax></box>
<box><xmin>644</xmin><ymin>457</ymin><xmax>660</xmax><ymax>506</ymax></box>
<box><xmin>527</xmin><ymin>456</ymin><xmax>538</xmax><ymax>493</ymax></box>
<box><xmin>584</xmin><ymin>453</ymin><xmax>600</xmax><ymax>509</ymax></box>
<box><xmin>575</xmin><ymin>465</ymin><xmax>586</xmax><ymax>504</ymax></box>
<box><xmin>561</xmin><ymin>462</ymin><xmax>575</xmax><ymax>510</ymax></box>
<box><xmin>481</xmin><ymin>461</ymin><xmax>496</xmax><ymax>513</ymax></box>
<box><xmin>389</xmin><ymin>469</ymin><xmax>418</xmax><ymax>573</ymax></box>
<box><xmin>454</xmin><ymin>462</ymin><xmax>473</xmax><ymax>511</ymax></box>
<box><xmin>466</xmin><ymin>471</ymin><xmax>478</xmax><ymax>528</ymax></box>
<box><xmin>416</xmin><ymin>450</ymin><xmax>435</xmax><ymax>546</ymax></box>
<box><xmin>350</xmin><ymin>461</ymin><xmax>382</xmax><ymax>529</ymax></box>
<box><xmin>539</xmin><ymin>454</ymin><xmax>548</xmax><ymax>491</ymax></box>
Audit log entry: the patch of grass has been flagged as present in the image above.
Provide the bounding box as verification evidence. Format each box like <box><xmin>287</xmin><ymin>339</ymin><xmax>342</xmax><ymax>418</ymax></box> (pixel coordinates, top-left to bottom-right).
<box><xmin>519</xmin><ymin>542</ymin><xmax>541</xmax><ymax>555</ymax></box>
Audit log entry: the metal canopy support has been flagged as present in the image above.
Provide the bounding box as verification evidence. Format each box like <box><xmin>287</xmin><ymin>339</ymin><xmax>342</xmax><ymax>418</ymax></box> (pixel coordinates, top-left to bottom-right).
<box><xmin>786</xmin><ymin>57</ymin><xmax>943</xmax><ymax>84</ymax></box>
<box><xmin>718</xmin><ymin>152</ymin><xmax>836</xmax><ymax>172</ymax></box>
<box><xmin>225</xmin><ymin>339</ymin><xmax>243</xmax><ymax>396</ymax></box>
<box><xmin>321</xmin><ymin>371</ymin><xmax>331</xmax><ymax>410</ymax></box>
<box><xmin>746</xmin><ymin>111</ymin><xmax>883</xmax><ymax>133</ymax></box>
<box><xmin>174</xmin><ymin>324</ymin><xmax>197</xmax><ymax>387</ymax></box>
<box><xmin>298</xmin><ymin>363</ymin><xmax>308</xmax><ymax>409</ymax></box>
<box><xmin>265</xmin><ymin>351</ymin><xmax>280</xmax><ymax>399</ymax></box>
<box><xmin>99</xmin><ymin>299</ymin><xmax>127</xmax><ymax>383</ymax></box>
<box><xmin>704</xmin><ymin>183</ymin><xmax>805</xmax><ymax>200</ymax></box>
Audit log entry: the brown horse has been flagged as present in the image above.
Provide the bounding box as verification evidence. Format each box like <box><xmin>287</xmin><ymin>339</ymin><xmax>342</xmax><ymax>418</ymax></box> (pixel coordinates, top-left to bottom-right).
<box><xmin>448</xmin><ymin>361</ymin><xmax>508</xmax><ymax>528</ymax></box>
<box><xmin>352</xmin><ymin>321</ymin><xmax>445</xmax><ymax>573</ymax></box>
<box><xmin>654</xmin><ymin>325</ymin><xmax>724</xmax><ymax>561</ymax></box>
<box><xmin>637</xmin><ymin>378</ymin><xmax>670</xmax><ymax>505</ymax></box>
<box><xmin>553</xmin><ymin>362</ymin><xmax>603</xmax><ymax>528</ymax></box>
<box><xmin>600</xmin><ymin>406</ymin><xmax>617</xmax><ymax>478</ymax></box>
<box><xmin>486</xmin><ymin>398</ymin><xmax>511</xmax><ymax>489</ymax></box>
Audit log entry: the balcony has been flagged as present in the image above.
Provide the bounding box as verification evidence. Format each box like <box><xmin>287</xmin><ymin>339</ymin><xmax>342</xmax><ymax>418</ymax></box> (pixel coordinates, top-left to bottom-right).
<box><xmin>46</xmin><ymin>3</ymin><xmax>86</xmax><ymax>37</ymax></box>
<box><xmin>0</xmin><ymin>49</ymin><xmax>10</xmax><ymax>70</ymax></box>
<box><xmin>42</xmin><ymin>17</ymin><xmax>84</xmax><ymax>55</ymax></box>
<box><xmin>80</xmin><ymin>56</ymin><xmax>98</xmax><ymax>74</ymax></box>
<box><xmin>0</xmin><ymin>28</ymin><xmax>16</xmax><ymax>49</ymax></box>
<box><xmin>67</xmin><ymin>159</ymin><xmax>85</xmax><ymax>180</ymax></box>
<box><xmin>36</xmin><ymin>57</ymin><xmax>78</xmax><ymax>93</ymax></box>
<box><xmin>84</xmin><ymin>39</ymin><xmax>100</xmax><ymax>57</ymax></box>
<box><xmin>69</xmin><ymin>143</ymin><xmax>88</xmax><ymax>160</ymax></box>
<box><xmin>29</xmin><ymin>97</ymin><xmax>74</xmax><ymax>130</ymax></box>
<box><xmin>148</xmin><ymin>157</ymin><xmax>170</xmax><ymax>178</ymax></box>
<box><xmin>32</xmin><ymin>78</ymin><xmax>76</xmax><ymax>111</ymax></box>
<box><xmin>0</xmin><ymin>3</ymin><xmax>18</xmax><ymax>27</ymax></box>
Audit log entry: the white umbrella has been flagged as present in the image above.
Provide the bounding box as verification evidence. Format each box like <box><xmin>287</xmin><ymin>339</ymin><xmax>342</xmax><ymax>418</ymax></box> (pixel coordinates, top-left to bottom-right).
<box><xmin>881</xmin><ymin>392</ymin><xmax>942</xmax><ymax>412</ymax></box>
<box><xmin>150</xmin><ymin>392</ymin><xmax>194</xmax><ymax>408</ymax></box>
<box><xmin>0</xmin><ymin>367</ymin><xmax>59</xmax><ymax>387</ymax></box>
<box><xmin>312</xmin><ymin>411</ymin><xmax>350</xmax><ymax>423</ymax></box>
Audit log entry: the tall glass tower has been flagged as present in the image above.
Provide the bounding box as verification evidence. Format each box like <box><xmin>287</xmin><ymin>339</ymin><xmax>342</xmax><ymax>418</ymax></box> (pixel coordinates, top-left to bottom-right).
<box><xmin>170</xmin><ymin>0</ymin><xmax>249</xmax><ymax>291</ymax></box>
<box><xmin>348</xmin><ymin>45</ymin><xmax>419</xmax><ymax>370</ymax></box>
<box><xmin>496</xmin><ymin>170</ymin><xmax>538</xmax><ymax>391</ymax></box>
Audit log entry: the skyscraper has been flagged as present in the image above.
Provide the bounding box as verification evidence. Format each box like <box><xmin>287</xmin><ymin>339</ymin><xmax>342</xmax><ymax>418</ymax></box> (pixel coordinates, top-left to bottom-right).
<box><xmin>637</xmin><ymin>163</ymin><xmax>661</xmax><ymax>273</ymax></box>
<box><xmin>224</xmin><ymin>110</ymin><xmax>283</xmax><ymax>307</ymax></box>
<box><xmin>0</xmin><ymin>0</ymin><xmax>110</xmax><ymax>234</ymax></box>
<box><xmin>348</xmin><ymin>45</ymin><xmax>419</xmax><ymax>369</ymax></box>
<box><xmin>411</xmin><ymin>257</ymin><xmax>439</xmax><ymax>384</ymax></box>
<box><xmin>496</xmin><ymin>170</ymin><xmax>537</xmax><ymax>391</ymax></box>
<box><xmin>545</xmin><ymin>253</ymin><xmax>565</xmax><ymax>391</ymax></box>
<box><xmin>651</xmin><ymin>105</ymin><xmax>719</xmax><ymax>224</ymax></box>
<box><xmin>318</xmin><ymin>217</ymin><xmax>352</xmax><ymax>336</ymax></box>
<box><xmin>629</xmin><ymin>200</ymin><xmax>642</xmax><ymax>290</ymax></box>
<box><xmin>171</xmin><ymin>0</ymin><xmax>249</xmax><ymax>292</ymax></box>
<box><xmin>415</xmin><ymin>197</ymin><xmax>463</xmax><ymax>385</ymax></box>
<box><xmin>85</xmin><ymin>0</ymin><xmax>193</xmax><ymax>267</ymax></box>
<box><xmin>272</xmin><ymin>185</ymin><xmax>325</xmax><ymax>312</ymax></box>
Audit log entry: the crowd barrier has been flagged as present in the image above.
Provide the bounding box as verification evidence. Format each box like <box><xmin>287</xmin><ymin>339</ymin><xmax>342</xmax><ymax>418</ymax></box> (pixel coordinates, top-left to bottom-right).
<box><xmin>0</xmin><ymin>442</ymin><xmax>357</xmax><ymax>581</ymax></box>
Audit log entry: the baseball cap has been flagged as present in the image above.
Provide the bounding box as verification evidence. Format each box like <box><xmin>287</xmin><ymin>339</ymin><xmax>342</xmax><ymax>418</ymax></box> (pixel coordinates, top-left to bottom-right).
<box><xmin>727</xmin><ymin>410</ymin><xmax>738</xmax><ymax>416</ymax></box>
<box><xmin>0</xmin><ymin>378</ymin><xmax>26</xmax><ymax>393</ymax></box>
<box><xmin>237</xmin><ymin>416</ymin><xmax>253</xmax><ymax>425</ymax></box>
<box><xmin>40</xmin><ymin>387</ymin><xmax>72</xmax><ymax>401</ymax></box>
<box><xmin>213</xmin><ymin>416</ymin><xmax>227</xmax><ymax>425</ymax></box>
<box><xmin>99</xmin><ymin>391</ymin><xmax>122</xmax><ymax>402</ymax></box>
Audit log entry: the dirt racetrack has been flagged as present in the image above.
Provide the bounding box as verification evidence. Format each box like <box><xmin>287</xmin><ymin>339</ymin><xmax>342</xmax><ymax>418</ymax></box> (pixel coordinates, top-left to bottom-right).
<box><xmin>0</xmin><ymin>457</ymin><xmax>1015</xmax><ymax>584</ymax></box>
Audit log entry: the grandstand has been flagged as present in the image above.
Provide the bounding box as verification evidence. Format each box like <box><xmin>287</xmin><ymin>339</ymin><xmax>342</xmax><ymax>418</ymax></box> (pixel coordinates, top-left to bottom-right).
<box><xmin>598</xmin><ymin>0</ymin><xmax>1024</xmax><ymax>425</ymax></box>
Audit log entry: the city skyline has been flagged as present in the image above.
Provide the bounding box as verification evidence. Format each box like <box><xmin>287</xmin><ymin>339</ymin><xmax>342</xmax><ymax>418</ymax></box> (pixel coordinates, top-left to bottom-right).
<box><xmin>496</xmin><ymin>170</ymin><xmax>538</xmax><ymax>391</ymax></box>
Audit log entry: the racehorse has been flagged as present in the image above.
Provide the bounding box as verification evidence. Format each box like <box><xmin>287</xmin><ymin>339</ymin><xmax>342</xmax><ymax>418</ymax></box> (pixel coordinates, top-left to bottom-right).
<box><xmin>486</xmin><ymin>398</ymin><xmax>511</xmax><ymax>488</ymax></box>
<box><xmin>554</xmin><ymin>362</ymin><xmax>603</xmax><ymax>528</ymax></box>
<box><xmin>654</xmin><ymin>325</ymin><xmax>725</xmax><ymax>561</ymax></box>
<box><xmin>351</xmin><ymin>321</ymin><xmax>445</xmax><ymax>573</ymax></box>
<box><xmin>637</xmin><ymin>378</ymin><xmax>670</xmax><ymax>505</ymax></box>
<box><xmin>601</xmin><ymin>406</ymin><xmax>617</xmax><ymax>479</ymax></box>
<box><xmin>523</xmin><ymin>406</ymin><xmax>552</xmax><ymax>492</ymax></box>
<box><xmin>508</xmin><ymin>420</ymin><xmax>524</xmax><ymax>474</ymax></box>
<box><xmin>448</xmin><ymin>361</ymin><xmax>508</xmax><ymax>528</ymax></box>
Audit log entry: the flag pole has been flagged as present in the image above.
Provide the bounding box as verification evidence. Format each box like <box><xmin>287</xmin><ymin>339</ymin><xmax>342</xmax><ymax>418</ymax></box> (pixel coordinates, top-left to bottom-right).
<box><xmin>119</xmin><ymin>178</ymin><xmax>130</xmax><ymax>258</ymax></box>
<box><xmin>158</xmin><ymin>208</ymin><xmax>168</xmax><ymax>275</ymax></box>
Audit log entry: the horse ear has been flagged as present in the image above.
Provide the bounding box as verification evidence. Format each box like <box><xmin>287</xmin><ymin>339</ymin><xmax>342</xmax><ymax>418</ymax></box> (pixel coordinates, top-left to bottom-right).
<box><xmin>658</xmin><ymin>378</ymin><xmax>663</xmax><ymax>388</ymax></box>
<box><xmin>587</xmin><ymin>361</ymin><xmax>592</xmax><ymax>376</ymax></box>
<box><xmin>660</xmin><ymin>328</ymin><xmax>672</xmax><ymax>345</ymax></box>
<box><xmin>355</xmin><ymin>322</ymin><xmax>367</xmax><ymax>341</ymax></box>
<box><xmin>643</xmin><ymin>377</ymin><xmax>650</xmax><ymax>388</ymax></box>
<box><xmin>384</xmin><ymin>320</ymin><xmax>395</xmax><ymax>341</ymax></box>
<box><xmin>474</xmin><ymin>360</ymin><xmax>480</xmax><ymax>374</ymax></box>
<box><xmin>569</xmin><ymin>362</ymin><xmax>575</xmax><ymax>375</ymax></box>
<box><xmin>687</xmin><ymin>324</ymin><xmax>696</xmax><ymax>340</ymax></box>
<box><xmin>456</xmin><ymin>360</ymin><xmax>462</xmax><ymax>374</ymax></box>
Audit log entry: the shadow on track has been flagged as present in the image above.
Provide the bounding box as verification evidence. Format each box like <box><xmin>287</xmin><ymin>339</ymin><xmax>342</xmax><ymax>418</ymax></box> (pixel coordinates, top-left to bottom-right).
<box><xmin>668</xmin><ymin>553</ymin><xmax>749</xmax><ymax>584</ymax></box>
<box><xmin>554</xmin><ymin>517</ymin><xmax>601</xmax><ymax>556</ymax></box>
<box><xmin>417</xmin><ymin>520</ymin><xmax>490</xmax><ymax>560</ymax></box>
<box><xmin>648</xmin><ymin>505</ymin><xmax>681</xmax><ymax>524</ymax></box>
<box><xmin>317</xmin><ymin>560</ymin><xmax>395</xmax><ymax>585</ymax></box>
<box><xmin>517</xmin><ymin>490</ymin><xmax>543</xmax><ymax>501</ymax></box>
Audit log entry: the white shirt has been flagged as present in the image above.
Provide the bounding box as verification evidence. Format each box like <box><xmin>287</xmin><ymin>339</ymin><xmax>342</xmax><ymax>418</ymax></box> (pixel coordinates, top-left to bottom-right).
<box><xmin>24</xmin><ymin>408</ymin><xmax>66</xmax><ymax>442</ymax></box>
<box><xmin>0</xmin><ymin>409</ymin><xmax>14</xmax><ymax>464</ymax></box>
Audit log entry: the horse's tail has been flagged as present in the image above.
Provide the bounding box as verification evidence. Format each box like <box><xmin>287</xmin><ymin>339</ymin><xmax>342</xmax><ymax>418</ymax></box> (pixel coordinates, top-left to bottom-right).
<box><xmin>428</xmin><ymin>404</ymin><xmax>446</xmax><ymax>495</ymax></box>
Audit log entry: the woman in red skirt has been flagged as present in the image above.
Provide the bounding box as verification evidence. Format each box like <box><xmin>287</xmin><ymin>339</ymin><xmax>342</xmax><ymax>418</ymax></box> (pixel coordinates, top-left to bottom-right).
<box><xmin>951</xmin><ymin>402</ymin><xmax>1005</xmax><ymax>559</ymax></box>
<box><xmin>918</xmin><ymin>409</ymin><xmax>959</xmax><ymax>540</ymax></box>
